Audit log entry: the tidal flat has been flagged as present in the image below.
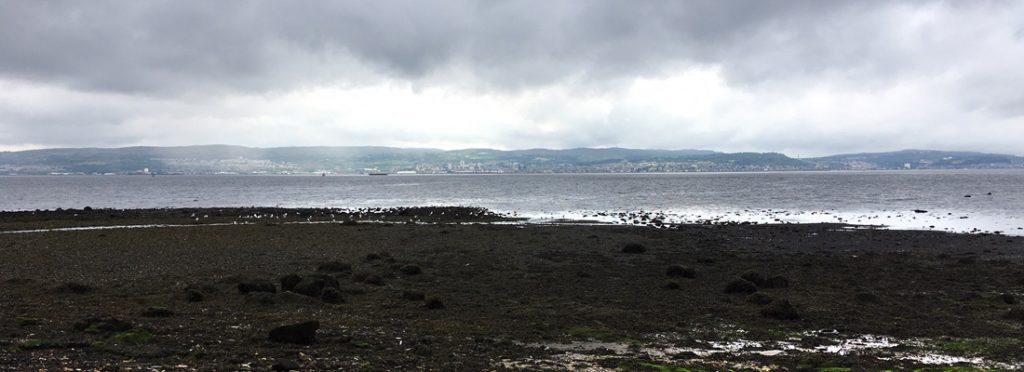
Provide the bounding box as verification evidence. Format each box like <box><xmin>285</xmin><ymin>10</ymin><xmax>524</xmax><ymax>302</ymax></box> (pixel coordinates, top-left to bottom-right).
<box><xmin>1</xmin><ymin>207</ymin><xmax>1022</xmax><ymax>370</ymax></box>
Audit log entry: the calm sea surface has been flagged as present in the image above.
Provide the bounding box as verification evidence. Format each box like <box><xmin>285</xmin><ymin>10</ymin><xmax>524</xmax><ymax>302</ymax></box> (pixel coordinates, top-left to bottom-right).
<box><xmin>2</xmin><ymin>170</ymin><xmax>1022</xmax><ymax>234</ymax></box>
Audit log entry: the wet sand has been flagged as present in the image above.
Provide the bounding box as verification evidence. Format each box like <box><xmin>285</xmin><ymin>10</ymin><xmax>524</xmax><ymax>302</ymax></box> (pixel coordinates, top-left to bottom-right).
<box><xmin>1</xmin><ymin>208</ymin><xmax>1023</xmax><ymax>370</ymax></box>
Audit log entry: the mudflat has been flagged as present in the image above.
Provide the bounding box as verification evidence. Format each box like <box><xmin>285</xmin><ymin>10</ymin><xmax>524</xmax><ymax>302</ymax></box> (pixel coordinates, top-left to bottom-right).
<box><xmin>1</xmin><ymin>208</ymin><xmax>1022</xmax><ymax>370</ymax></box>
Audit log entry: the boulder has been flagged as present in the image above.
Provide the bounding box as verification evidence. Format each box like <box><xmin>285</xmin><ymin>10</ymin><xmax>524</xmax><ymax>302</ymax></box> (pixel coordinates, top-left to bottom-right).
<box><xmin>271</xmin><ymin>359</ymin><xmax>300</xmax><ymax>372</ymax></box>
<box><xmin>141</xmin><ymin>307</ymin><xmax>174</xmax><ymax>317</ymax></box>
<box><xmin>739</xmin><ymin>271</ymin><xmax>767</xmax><ymax>287</ymax></box>
<box><xmin>725</xmin><ymin>278</ymin><xmax>758</xmax><ymax>294</ymax></box>
<box><xmin>185</xmin><ymin>290</ymin><xmax>205</xmax><ymax>303</ymax></box>
<box><xmin>316</xmin><ymin>261</ymin><xmax>352</xmax><ymax>273</ymax></box>
<box><xmin>402</xmin><ymin>290</ymin><xmax>426</xmax><ymax>301</ymax></box>
<box><xmin>268</xmin><ymin>321</ymin><xmax>319</xmax><ymax>345</ymax></box>
<box><xmin>292</xmin><ymin>275</ymin><xmax>340</xmax><ymax>297</ymax></box>
<box><xmin>761</xmin><ymin>300</ymin><xmax>801</xmax><ymax>320</ymax></box>
<box><xmin>1006</xmin><ymin>307</ymin><xmax>1024</xmax><ymax>321</ymax></box>
<box><xmin>666</xmin><ymin>265</ymin><xmax>696</xmax><ymax>278</ymax></box>
<box><xmin>424</xmin><ymin>296</ymin><xmax>445</xmax><ymax>309</ymax></box>
<box><xmin>621</xmin><ymin>243</ymin><xmax>646</xmax><ymax>254</ymax></box>
<box><xmin>746</xmin><ymin>292</ymin><xmax>775</xmax><ymax>305</ymax></box>
<box><xmin>279</xmin><ymin>274</ymin><xmax>303</xmax><ymax>292</ymax></box>
<box><xmin>74</xmin><ymin>317</ymin><xmax>131</xmax><ymax>334</ymax></box>
<box><xmin>321</xmin><ymin>288</ymin><xmax>345</xmax><ymax>304</ymax></box>
<box><xmin>399</xmin><ymin>264</ymin><xmax>422</xmax><ymax>276</ymax></box>
<box><xmin>237</xmin><ymin>279</ymin><xmax>276</xmax><ymax>294</ymax></box>
<box><xmin>762</xmin><ymin>275</ymin><xmax>790</xmax><ymax>289</ymax></box>
<box><xmin>245</xmin><ymin>292</ymin><xmax>277</xmax><ymax>305</ymax></box>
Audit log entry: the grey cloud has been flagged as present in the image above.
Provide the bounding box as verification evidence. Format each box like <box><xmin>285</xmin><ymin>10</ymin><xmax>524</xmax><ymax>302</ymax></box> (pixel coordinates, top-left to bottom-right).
<box><xmin>1</xmin><ymin>1</ymin><xmax>1023</xmax><ymax>155</ymax></box>
<box><xmin>0</xmin><ymin>0</ymin><xmax>969</xmax><ymax>95</ymax></box>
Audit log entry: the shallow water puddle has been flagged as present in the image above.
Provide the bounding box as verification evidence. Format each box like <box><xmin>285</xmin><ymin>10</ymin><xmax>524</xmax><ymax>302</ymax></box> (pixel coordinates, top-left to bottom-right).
<box><xmin>499</xmin><ymin>333</ymin><xmax>1022</xmax><ymax>370</ymax></box>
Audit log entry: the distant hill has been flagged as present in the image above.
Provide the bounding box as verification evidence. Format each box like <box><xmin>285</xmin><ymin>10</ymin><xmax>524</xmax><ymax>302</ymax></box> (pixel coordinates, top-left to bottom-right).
<box><xmin>0</xmin><ymin>146</ymin><xmax>1021</xmax><ymax>174</ymax></box>
<box><xmin>806</xmin><ymin>150</ymin><xmax>1024</xmax><ymax>170</ymax></box>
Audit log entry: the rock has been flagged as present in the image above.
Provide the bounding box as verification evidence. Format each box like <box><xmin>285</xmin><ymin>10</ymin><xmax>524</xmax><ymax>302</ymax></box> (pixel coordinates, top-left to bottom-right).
<box><xmin>739</xmin><ymin>271</ymin><xmax>767</xmax><ymax>287</ymax></box>
<box><xmin>1005</xmin><ymin>307</ymin><xmax>1024</xmax><ymax>322</ymax></box>
<box><xmin>279</xmin><ymin>274</ymin><xmax>303</xmax><ymax>292</ymax></box>
<box><xmin>363</xmin><ymin>275</ymin><xmax>384</xmax><ymax>286</ymax></box>
<box><xmin>761</xmin><ymin>300</ymin><xmax>801</xmax><ymax>320</ymax></box>
<box><xmin>854</xmin><ymin>292</ymin><xmax>881</xmax><ymax>304</ymax></box>
<box><xmin>276</xmin><ymin>291</ymin><xmax>321</xmax><ymax>305</ymax></box>
<box><xmin>402</xmin><ymin>290</ymin><xmax>426</xmax><ymax>301</ymax></box>
<box><xmin>141</xmin><ymin>307</ymin><xmax>174</xmax><ymax>317</ymax></box>
<box><xmin>237</xmin><ymin>279</ymin><xmax>276</xmax><ymax>294</ymax></box>
<box><xmin>272</xmin><ymin>359</ymin><xmax>301</xmax><ymax>372</ymax></box>
<box><xmin>54</xmin><ymin>282</ymin><xmax>94</xmax><ymax>294</ymax></box>
<box><xmin>666</xmin><ymin>265</ymin><xmax>696</xmax><ymax>278</ymax></box>
<box><xmin>399</xmin><ymin>264</ymin><xmax>422</xmax><ymax>276</ymax></box>
<box><xmin>271</xmin><ymin>359</ymin><xmax>300</xmax><ymax>372</ymax></box>
<box><xmin>662</xmin><ymin>280</ymin><xmax>681</xmax><ymax>290</ymax></box>
<box><xmin>762</xmin><ymin>275</ymin><xmax>790</xmax><ymax>289</ymax></box>
<box><xmin>74</xmin><ymin>317</ymin><xmax>131</xmax><ymax>334</ymax></box>
<box><xmin>352</xmin><ymin>270</ymin><xmax>372</xmax><ymax>282</ymax></box>
<box><xmin>321</xmin><ymin>288</ymin><xmax>345</xmax><ymax>304</ymax></box>
<box><xmin>746</xmin><ymin>292</ymin><xmax>775</xmax><ymax>305</ymax></box>
<box><xmin>621</xmin><ymin>243</ymin><xmax>646</xmax><ymax>254</ymax></box>
<box><xmin>999</xmin><ymin>293</ymin><xmax>1017</xmax><ymax>305</ymax></box>
<box><xmin>316</xmin><ymin>261</ymin><xmax>352</xmax><ymax>273</ymax></box>
<box><xmin>185</xmin><ymin>289</ymin><xmax>205</xmax><ymax>302</ymax></box>
<box><xmin>245</xmin><ymin>292</ymin><xmax>277</xmax><ymax>305</ymax></box>
<box><xmin>292</xmin><ymin>275</ymin><xmax>340</xmax><ymax>297</ymax></box>
<box><xmin>424</xmin><ymin>296</ymin><xmax>445</xmax><ymax>309</ymax></box>
<box><xmin>365</xmin><ymin>252</ymin><xmax>392</xmax><ymax>262</ymax></box>
<box><xmin>724</xmin><ymin>278</ymin><xmax>758</xmax><ymax>294</ymax></box>
<box><xmin>269</xmin><ymin>321</ymin><xmax>319</xmax><ymax>345</ymax></box>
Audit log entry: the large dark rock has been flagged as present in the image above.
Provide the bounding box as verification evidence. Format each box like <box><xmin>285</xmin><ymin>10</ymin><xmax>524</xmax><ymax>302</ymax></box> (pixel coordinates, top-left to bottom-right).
<box><xmin>621</xmin><ymin>243</ymin><xmax>646</xmax><ymax>254</ymax></box>
<box><xmin>854</xmin><ymin>292</ymin><xmax>881</xmax><ymax>304</ymax></box>
<box><xmin>54</xmin><ymin>282</ymin><xmax>95</xmax><ymax>294</ymax></box>
<box><xmin>746</xmin><ymin>292</ymin><xmax>775</xmax><ymax>305</ymax></box>
<box><xmin>271</xmin><ymin>359</ymin><xmax>301</xmax><ymax>372</ymax></box>
<box><xmin>316</xmin><ymin>261</ymin><xmax>352</xmax><ymax>273</ymax></box>
<box><xmin>363</xmin><ymin>275</ymin><xmax>385</xmax><ymax>286</ymax></box>
<box><xmin>761</xmin><ymin>300</ymin><xmax>801</xmax><ymax>320</ymax></box>
<box><xmin>762</xmin><ymin>275</ymin><xmax>790</xmax><ymax>289</ymax></box>
<box><xmin>399</xmin><ymin>264</ymin><xmax>422</xmax><ymax>276</ymax></box>
<box><xmin>237</xmin><ymin>279</ymin><xmax>276</xmax><ymax>294</ymax></box>
<box><xmin>291</xmin><ymin>274</ymin><xmax>340</xmax><ymax>297</ymax></box>
<box><xmin>402</xmin><ymin>290</ymin><xmax>426</xmax><ymax>301</ymax></box>
<box><xmin>424</xmin><ymin>296</ymin><xmax>445</xmax><ymax>309</ymax></box>
<box><xmin>269</xmin><ymin>321</ymin><xmax>319</xmax><ymax>345</ymax></box>
<box><xmin>185</xmin><ymin>289</ymin><xmax>205</xmax><ymax>302</ymax></box>
<box><xmin>666</xmin><ymin>265</ymin><xmax>696</xmax><ymax>278</ymax></box>
<box><xmin>321</xmin><ymin>288</ymin><xmax>345</xmax><ymax>304</ymax></box>
<box><xmin>245</xmin><ymin>292</ymin><xmax>278</xmax><ymax>305</ymax></box>
<box><xmin>279</xmin><ymin>274</ymin><xmax>303</xmax><ymax>292</ymax></box>
<box><xmin>74</xmin><ymin>317</ymin><xmax>131</xmax><ymax>334</ymax></box>
<box><xmin>739</xmin><ymin>271</ymin><xmax>767</xmax><ymax>287</ymax></box>
<box><xmin>141</xmin><ymin>307</ymin><xmax>174</xmax><ymax>317</ymax></box>
<box><xmin>725</xmin><ymin>278</ymin><xmax>758</xmax><ymax>294</ymax></box>
<box><xmin>1006</xmin><ymin>307</ymin><xmax>1024</xmax><ymax>321</ymax></box>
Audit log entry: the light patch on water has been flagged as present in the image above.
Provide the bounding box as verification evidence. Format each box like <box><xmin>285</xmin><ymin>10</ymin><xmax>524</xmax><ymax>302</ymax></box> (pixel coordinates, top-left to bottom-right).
<box><xmin>499</xmin><ymin>333</ymin><xmax>1023</xmax><ymax>371</ymax></box>
<box><xmin>513</xmin><ymin>208</ymin><xmax>1024</xmax><ymax>236</ymax></box>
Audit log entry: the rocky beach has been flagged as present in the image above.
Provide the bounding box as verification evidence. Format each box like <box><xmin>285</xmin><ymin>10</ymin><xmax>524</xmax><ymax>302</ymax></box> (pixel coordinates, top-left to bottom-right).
<box><xmin>1</xmin><ymin>207</ymin><xmax>1023</xmax><ymax>370</ymax></box>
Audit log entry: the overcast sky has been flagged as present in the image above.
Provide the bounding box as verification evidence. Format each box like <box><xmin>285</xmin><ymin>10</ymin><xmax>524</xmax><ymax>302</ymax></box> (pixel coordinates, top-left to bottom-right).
<box><xmin>1</xmin><ymin>1</ymin><xmax>1022</xmax><ymax>156</ymax></box>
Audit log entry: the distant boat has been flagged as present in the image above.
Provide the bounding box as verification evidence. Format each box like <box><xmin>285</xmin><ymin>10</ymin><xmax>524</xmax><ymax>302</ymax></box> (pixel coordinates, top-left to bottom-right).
<box><xmin>368</xmin><ymin>172</ymin><xmax>388</xmax><ymax>176</ymax></box>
